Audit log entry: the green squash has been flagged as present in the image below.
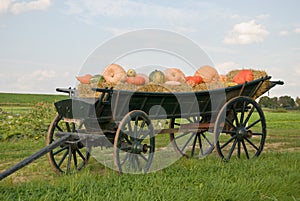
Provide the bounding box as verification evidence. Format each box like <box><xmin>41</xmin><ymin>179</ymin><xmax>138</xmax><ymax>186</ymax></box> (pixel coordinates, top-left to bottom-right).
<box><xmin>149</xmin><ymin>70</ymin><xmax>165</xmax><ymax>84</ymax></box>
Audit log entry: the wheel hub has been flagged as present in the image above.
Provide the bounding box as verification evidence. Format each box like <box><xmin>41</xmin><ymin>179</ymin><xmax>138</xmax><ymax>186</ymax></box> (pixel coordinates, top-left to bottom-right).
<box><xmin>132</xmin><ymin>143</ymin><xmax>149</xmax><ymax>154</ymax></box>
<box><xmin>236</xmin><ymin>127</ymin><xmax>248</xmax><ymax>140</ymax></box>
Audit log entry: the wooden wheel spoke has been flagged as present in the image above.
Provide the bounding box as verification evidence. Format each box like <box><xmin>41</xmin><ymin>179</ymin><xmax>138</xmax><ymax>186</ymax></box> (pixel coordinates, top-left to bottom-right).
<box><xmin>66</xmin><ymin>146</ymin><xmax>72</xmax><ymax>172</ymax></box>
<box><xmin>186</xmin><ymin>118</ymin><xmax>193</xmax><ymax>123</ymax></box>
<box><xmin>76</xmin><ymin>149</ymin><xmax>86</xmax><ymax>161</ymax></box>
<box><xmin>191</xmin><ymin>134</ymin><xmax>198</xmax><ymax>157</ymax></box>
<box><xmin>53</xmin><ymin>146</ymin><xmax>68</xmax><ymax>156</ymax></box>
<box><xmin>71</xmin><ymin>123</ymin><xmax>76</xmax><ymax>132</ymax></box>
<box><xmin>55</xmin><ymin>124</ymin><xmax>63</xmax><ymax>132</ymax></box>
<box><xmin>246</xmin><ymin>118</ymin><xmax>262</xmax><ymax>130</ymax></box>
<box><xmin>226</xmin><ymin>117</ymin><xmax>236</xmax><ymax>129</ymax></box>
<box><xmin>220</xmin><ymin>135</ymin><xmax>236</xmax><ymax>150</ymax></box>
<box><xmin>57</xmin><ymin>149</ymin><xmax>69</xmax><ymax>167</ymax></box>
<box><xmin>242</xmin><ymin>140</ymin><xmax>250</xmax><ymax>159</ymax></box>
<box><xmin>243</xmin><ymin>106</ymin><xmax>255</xmax><ymax>126</ymax></box>
<box><xmin>140</xmin><ymin>130</ymin><xmax>151</xmax><ymax>142</ymax></box>
<box><xmin>227</xmin><ymin>139</ymin><xmax>237</xmax><ymax>159</ymax></box>
<box><xmin>174</xmin><ymin>122</ymin><xmax>180</xmax><ymax>126</ymax></box>
<box><xmin>240</xmin><ymin>101</ymin><xmax>246</xmax><ymax>124</ymax></box>
<box><xmin>181</xmin><ymin>133</ymin><xmax>195</xmax><ymax>153</ymax></box>
<box><xmin>65</xmin><ymin>122</ymin><xmax>71</xmax><ymax>132</ymax></box>
<box><xmin>232</xmin><ymin>105</ymin><xmax>239</xmax><ymax>127</ymax></box>
<box><xmin>221</xmin><ymin>130</ymin><xmax>236</xmax><ymax>135</ymax></box>
<box><xmin>174</xmin><ymin>132</ymin><xmax>191</xmax><ymax>140</ymax></box>
<box><xmin>138</xmin><ymin>153</ymin><xmax>149</xmax><ymax>162</ymax></box>
<box><xmin>198</xmin><ymin>134</ymin><xmax>204</xmax><ymax>156</ymax></box>
<box><xmin>123</xmin><ymin>133</ymin><xmax>132</xmax><ymax>144</ymax></box>
<box><xmin>138</xmin><ymin>121</ymin><xmax>146</xmax><ymax>136</ymax></box>
<box><xmin>244</xmin><ymin>138</ymin><xmax>259</xmax><ymax>151</ymax></box>
<box><xmin>201</xmin><ymin>133</ymin><xmax>213</xmax><ymax>146</ymax></box>
<box><xmin>72</xmin><ymin>151</ymin><xmax>78</xmax><ymax>168</ymax></box>
<box><xmin>251</xmin><ymin>132</ymin><xmax>263</xmax><ymax>136</ymax></box>
<box><xmin>237</xmin><ymin>141</ymin><xmax>241</xmax><ymax>158</ymax></box>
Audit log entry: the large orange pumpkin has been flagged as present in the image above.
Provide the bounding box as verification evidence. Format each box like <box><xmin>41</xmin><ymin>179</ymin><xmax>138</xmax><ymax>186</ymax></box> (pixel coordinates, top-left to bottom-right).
<box><xmin>194</xmin><ymin>65</ymin><xmax>219</xmax><ymax>83</ymax></box>
<box><xmin>164</xmin><ymin>68</ymin><xmax>186</xmax><ymax>83</ymax></box>
<box><xmin>76</xmin><ymin>74</ymin><xmax>92</xmax><ymax>84</ymax></box>
<box><xmin>233</xmin><ymin>69</ymin><xmax>254</xmax><ymax>84</ymax></box>
<box><xmin>102</xmin><ymin>64</ymin><xmax>126</xmax><ymax>84</ymax></box>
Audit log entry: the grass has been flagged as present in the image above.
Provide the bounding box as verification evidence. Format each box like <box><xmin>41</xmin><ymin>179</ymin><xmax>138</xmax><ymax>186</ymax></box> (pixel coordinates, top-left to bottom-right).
<box><xmin>0</xmin><ymin>96</ymin><xmax>300</xmax><ymax>200</ymax></box>
<box><xmin>0</xmin><ymin>93</ymin><xmax>66</xmax><ymax>106</ymax></box>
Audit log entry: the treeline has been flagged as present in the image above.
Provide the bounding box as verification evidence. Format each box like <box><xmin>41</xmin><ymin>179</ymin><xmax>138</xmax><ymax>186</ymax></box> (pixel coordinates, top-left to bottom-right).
<box><xmin>259</xmin><ymin>95</ymin><xmax>300</xmax><ymax>110</ymax></box>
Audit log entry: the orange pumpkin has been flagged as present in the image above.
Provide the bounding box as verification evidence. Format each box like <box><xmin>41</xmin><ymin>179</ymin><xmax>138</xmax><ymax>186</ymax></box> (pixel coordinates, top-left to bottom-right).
<box><xmin>194</xmin><ymin>65</ymin><xmax>219</xmax><ymax>83</ymax></box>
<box><xmin>186</xmin><ymin>76</ymin><xmax>203</xmax><ymax>86</ymax></box>
<box><xmin>233</xmin><ymin>70</ymin><xmax>254</xmax><ymax>84</ymax></box>
<box><xmin>126</xmin><ymin>76</ymin><xmax>146</xmax><ymax>85</ymax></box>
<box><xmin>136</xmin><ymin>73</ymin><xmax>149</xmax><ymax>84</ymax></box>
<box><xmin>76</xmin><ymin>74</ymin><xmax>92</xmax><ymax>84</ymax></box>
<box><xmin>102</xmin><ymin>64</ymin><xmax>126</xmax><ymax>84</ymax></box>
<box><xmin>164</xmin><ymin>68</ymin><xmax>186</xmax><ymax>83</ymax></box>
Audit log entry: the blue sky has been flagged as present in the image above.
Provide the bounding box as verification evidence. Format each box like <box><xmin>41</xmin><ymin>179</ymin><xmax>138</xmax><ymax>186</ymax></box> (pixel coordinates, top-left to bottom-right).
<box><xmin>0</xmin><ymin>0</ymin><xmax>299</xmax><ymax>98</ymax></box>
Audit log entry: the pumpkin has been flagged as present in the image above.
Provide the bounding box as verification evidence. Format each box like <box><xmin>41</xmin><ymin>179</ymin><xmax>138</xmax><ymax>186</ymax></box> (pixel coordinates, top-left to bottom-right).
<box><xmin>127</xmin><ymin>69</ymin><xmax>136</xmax><ymax>77</ymax></box>
<box><xmin>194</xmin><ymin>65</ymin><xmax>219</xmax><ymax>83</ymax></box>
<box><xmin>164</xmin><ymin>68</ymin><xmax>186</xmax><ymax>83</ymax></box>
<box><xmin>149</xmin><ymin>70</ymin><xmax>165</xmax><ymax>84</ymax></box>
<box><xmin>136</xmin><ymin>73</ymin><xmax>149</xmax><ymax>84</ymax></box>
<box><xmin>186</xmin><ymin>76</ymin><xmax>203</xmax><ymax>86</ymax></box>
<box><xmin>126</xmin><ymin>76</ymin><xmax>146</xmax><ymax>85</ymax></box>
<box><xmin>165</xmin><ymin>81</ymin><xmax>181</xmax><ymax>86</ymax></box>
<box><xmin>76</xmin><ymin>74</ymin><xmax>92</xmax><ymax>84</ymax></box>
<box><xmin>233</xmin><ymin>69</ymin><xmax>254</xmax><ymax>84</ymax></box>
<box><xmin>102</xmin><ymin>64</ymin><xmax>126</xmax><ymax>84</ymax></box>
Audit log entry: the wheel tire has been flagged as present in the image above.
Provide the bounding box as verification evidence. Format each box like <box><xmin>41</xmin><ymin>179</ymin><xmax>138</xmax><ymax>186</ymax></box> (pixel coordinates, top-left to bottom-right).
<box><xmin>114</xmin><ymin>110</ymin><xmax>155</xmax><ymax>174</ymax></box>
<box><xmin>214</xmin><ymin>96</ymin><xmax>266</xmax><ymax>161</ymax></box>
<box><xmin>46</xmin><ymin>114</ymin><xmax>91</xmax><ymax>174</ymax></box>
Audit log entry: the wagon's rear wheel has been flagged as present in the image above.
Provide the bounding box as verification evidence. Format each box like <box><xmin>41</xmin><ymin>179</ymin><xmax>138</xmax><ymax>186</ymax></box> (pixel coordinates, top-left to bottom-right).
<box><xmin>169</xmin><ymin>117</ymin><xmax>214</xmax><ymax>158</ymax></box>
<box><xmin>46</xmin><ymin>114</ymin><xmax>91</xmax><ymax>174</ymax></box>
<box><xmin>114</xmin><ymin>110</ymin><xmax>155</xmax><ymax>174</ymax></box>
<box><xmin>214</xmin><ymin>96</ymin><xmax>266</xmax><ymax>161</ymax></box>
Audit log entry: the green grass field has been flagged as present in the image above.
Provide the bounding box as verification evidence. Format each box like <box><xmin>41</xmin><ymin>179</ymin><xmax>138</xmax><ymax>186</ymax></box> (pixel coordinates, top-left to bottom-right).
<box><xmin>0</xmin><ymin>94</ymin><xmax>299</xmax><ymax>200</ymax></box>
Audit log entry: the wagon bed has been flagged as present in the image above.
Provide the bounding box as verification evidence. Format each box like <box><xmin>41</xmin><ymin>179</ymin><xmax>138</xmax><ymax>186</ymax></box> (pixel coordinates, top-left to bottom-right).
<box><xmin>0</xmin><ymin>76</ymin><xmax>283</xmax><ymax>179</ymax></box>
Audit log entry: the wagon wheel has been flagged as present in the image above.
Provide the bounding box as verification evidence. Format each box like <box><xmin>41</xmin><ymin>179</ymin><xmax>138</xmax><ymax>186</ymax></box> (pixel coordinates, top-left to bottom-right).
<box><xmin>169</xmin><ymin>116</ymin><xmax>214</xmax><ymax>158</ymax></box>
<box><xmin>114</xmin><ymin>110</ymin><xmax>155</xmax><ymax>174</ymax></box>
<box><xmin>46</xmin><ymin>114</ymin><xmax>91</xmax><ymax>174</ymax></box>
<box><xmin>214</xmin><ymin>96</ymin><xmax>266</xmax><ymax>161</ymax></box>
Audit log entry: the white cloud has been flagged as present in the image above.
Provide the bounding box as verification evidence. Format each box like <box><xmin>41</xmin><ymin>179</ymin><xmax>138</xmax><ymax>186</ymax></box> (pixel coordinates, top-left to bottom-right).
<box><xmin>279</xmin><ymin>30</ymin><xmax>289</xmax><ymax>36</ymax></box>
<box><xmin>294</xmin><ymin>28</ymin><xmax>300</xmax><ymax>33</ymax></box>
<box><xmin>0</xmin><ymin>0</ymin><xmax>11</xmax><ymax>13</ymax></box>
<box><xmin>224</xmin><ymin>20</ymin><xmax>269</xmax><ymax>45</ymax></box>
<box><xmin>10</xmin><ymin>0</ymin><xmax>51</xmax><ymax>15</ymax></box>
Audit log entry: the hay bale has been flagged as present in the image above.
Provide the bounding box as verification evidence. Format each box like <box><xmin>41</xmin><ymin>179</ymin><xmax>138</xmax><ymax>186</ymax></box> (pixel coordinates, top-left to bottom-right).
<box><xmin>77</xmin><ymin>69</ymin><xmax>270</xmax><ymax>98</ymax></box>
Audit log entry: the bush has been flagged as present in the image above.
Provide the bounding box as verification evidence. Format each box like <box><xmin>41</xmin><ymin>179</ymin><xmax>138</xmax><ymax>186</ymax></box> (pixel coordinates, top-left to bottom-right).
<box><xmin>0</xmin><ymin>103</ymin><xmax>56</xmax><ymax>141</ymax></box>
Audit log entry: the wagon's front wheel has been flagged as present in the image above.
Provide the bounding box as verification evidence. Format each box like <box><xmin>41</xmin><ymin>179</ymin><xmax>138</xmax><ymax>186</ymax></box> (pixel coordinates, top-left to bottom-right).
<box><xmin>114</xmin><ymin>110</ymin><xmax>155</xmax><ymax>174</ymax></box>
<box><xmin>214</xmin><ymin>96</ymin><xmax>266</xmax><ymax>161</ymax></box>
<box><xmin>46</xmin><ymin>114</ymin><xmax>91</xmax><ymax>174</ymax></box>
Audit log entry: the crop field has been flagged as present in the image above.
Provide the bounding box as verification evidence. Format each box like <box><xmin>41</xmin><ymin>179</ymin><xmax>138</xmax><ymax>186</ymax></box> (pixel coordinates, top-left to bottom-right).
<box><xmin>0</xmin><ymin>93</ymin><xmax>299</xmax><ymax>201</ymax></box>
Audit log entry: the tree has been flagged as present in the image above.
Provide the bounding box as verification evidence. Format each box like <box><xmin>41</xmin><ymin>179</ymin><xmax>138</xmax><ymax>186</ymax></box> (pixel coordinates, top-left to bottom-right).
<box><xmin>278</xmin><ymin>96</ymin><xmax>295</xmax><ymax>109</ymax></box>
<box><xmin>259</xmin><ymin>96</ymin><xmax>279</xmax><ymax>109</ymax></box>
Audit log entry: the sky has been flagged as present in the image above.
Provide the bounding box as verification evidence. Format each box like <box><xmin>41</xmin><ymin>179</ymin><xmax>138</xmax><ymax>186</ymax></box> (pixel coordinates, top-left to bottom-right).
<box><xmin>0</xmin><ymin>0</ymin><xmax>299</xmax><ymax>98</ymax></box>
